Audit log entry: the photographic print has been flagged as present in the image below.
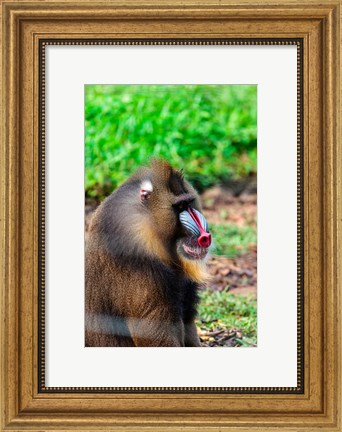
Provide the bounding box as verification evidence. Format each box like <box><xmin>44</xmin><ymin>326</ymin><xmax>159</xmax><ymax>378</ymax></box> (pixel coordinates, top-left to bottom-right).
<box><xmin>84</xmin><ymin>84</ymin><xmax>257</xmax><ymax>348</ymax></box>
<box><xmin>3</xmin><ymin>0</ymin><xmax>340</xmax><ymax>426</ymax></box>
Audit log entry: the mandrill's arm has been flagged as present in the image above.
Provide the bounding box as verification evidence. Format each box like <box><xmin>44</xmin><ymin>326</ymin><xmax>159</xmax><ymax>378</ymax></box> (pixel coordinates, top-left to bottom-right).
<box><xmin>124</xmin><ymin>282</ymin><xmax>186</xmax><ymax>347</ymax></box>
<box><xmin>184</xmin><ymin>321</ymin><xmax>201</xmax><ymax>347</ymax></box>
<box><xmin>125</xmin><ymin>312</ymin><xmax>185</xmax><ymax>347</ymax></box>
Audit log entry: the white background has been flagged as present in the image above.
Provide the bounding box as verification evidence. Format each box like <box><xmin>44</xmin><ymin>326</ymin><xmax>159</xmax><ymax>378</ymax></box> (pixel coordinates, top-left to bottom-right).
<box><xmin>46</xmin><ymin>45</ymin><xmax>297</xmax><ymax>387</ymax></box>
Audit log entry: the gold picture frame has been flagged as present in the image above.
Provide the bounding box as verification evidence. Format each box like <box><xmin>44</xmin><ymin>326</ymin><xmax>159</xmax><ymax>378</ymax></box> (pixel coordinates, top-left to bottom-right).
<box><xmin>0</xmin><ymin>1</ymin><xmax>340</xmax><ymax>430</ymax></box>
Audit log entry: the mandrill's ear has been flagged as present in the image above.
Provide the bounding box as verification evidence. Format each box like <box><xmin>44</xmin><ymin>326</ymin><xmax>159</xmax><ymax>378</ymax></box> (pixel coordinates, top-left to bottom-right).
<box><xmin>140</xmin><ymin>179</ymin><xmax>153</xmax><ymax>202</ymax></box>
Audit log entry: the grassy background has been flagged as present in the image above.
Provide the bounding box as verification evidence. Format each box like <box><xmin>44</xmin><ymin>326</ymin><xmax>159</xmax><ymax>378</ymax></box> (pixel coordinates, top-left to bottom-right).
<box><xmin>210</xmin><ymin>224</ymin><xmax>256</xmax><ymax>257</ymax></box>
<box><xmin>85</xmin><ymin>84</ymin><xmax>257</xmax><ymax>346</ymax></box>
<box><xmin>85</xmin><ymin>84</ymin><xmax>257</xmax><ymax>198</ymax></box>
<box><xmin>196</xmin><ymin>291</ymin><xmax>257</xmax><ymax>347</ymax></box>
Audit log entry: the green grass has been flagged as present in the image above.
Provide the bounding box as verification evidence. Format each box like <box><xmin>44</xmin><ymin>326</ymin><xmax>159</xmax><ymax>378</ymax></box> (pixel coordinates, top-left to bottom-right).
<box><xmin>196</xmin><ymin>290</ymin><xmax>257</xmax><ymax>346</ymax></box>
<box><xmin>211</xmin><ymin>223</ymin><xmax>256</xmax><ymax>257</ymax></box>
<box><xmin>85</xmin><ymin>84</ymin><xmax>257</xmax><ymax>197</ymax></box>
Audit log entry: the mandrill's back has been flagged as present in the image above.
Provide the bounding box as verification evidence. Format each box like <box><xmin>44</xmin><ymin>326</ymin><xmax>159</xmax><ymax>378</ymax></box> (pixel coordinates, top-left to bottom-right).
<box><xmin>85</xmin><ymin>240</ymin><xmax>136</xmax><ymax>347</ymax></box>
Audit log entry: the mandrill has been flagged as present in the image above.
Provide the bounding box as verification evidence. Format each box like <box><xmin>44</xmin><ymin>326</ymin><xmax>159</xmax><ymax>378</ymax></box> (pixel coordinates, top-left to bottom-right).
<box><xmin>85</xmin><ymin>160</ymin><xmax>211</xmax><ymax>347</ymax></box>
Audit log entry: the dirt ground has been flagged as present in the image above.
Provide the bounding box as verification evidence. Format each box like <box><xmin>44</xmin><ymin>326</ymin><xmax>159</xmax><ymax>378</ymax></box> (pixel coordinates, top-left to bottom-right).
<box><xmin>201</xmin><ymin>183</ymin><xmax>257</xmax><ymax>298</ymax></box>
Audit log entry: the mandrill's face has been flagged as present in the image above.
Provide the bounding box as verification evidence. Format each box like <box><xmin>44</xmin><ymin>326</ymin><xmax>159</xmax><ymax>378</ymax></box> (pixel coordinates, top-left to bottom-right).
<box><xmin>177</xmin><ymin>207</ymin><xmax>211</xmax><ymax>260</ymax></box>
<box><xmin>138</xmin><ymin>160</ymin><xmax>211</xmax><ymax>262</ymax></box>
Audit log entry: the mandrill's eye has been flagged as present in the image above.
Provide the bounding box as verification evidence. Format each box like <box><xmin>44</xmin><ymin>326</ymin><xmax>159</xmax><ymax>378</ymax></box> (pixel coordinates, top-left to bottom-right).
<box><xmin>173</xmin><ymin>196</ymin><xmax>195</xmax><ymax>212</ymax></box>
<box><xmin>177</xmin><ymin>202</ymin><xmax>187</xmax><ymax>211</ymax></box>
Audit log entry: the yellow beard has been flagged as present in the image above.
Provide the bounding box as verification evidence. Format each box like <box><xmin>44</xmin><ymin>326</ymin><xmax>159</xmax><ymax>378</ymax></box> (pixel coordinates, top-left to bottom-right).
<box><xmin>179</xmin><ymin>257</ymin><xmax>210</xmax><ymax>283</ymax></box>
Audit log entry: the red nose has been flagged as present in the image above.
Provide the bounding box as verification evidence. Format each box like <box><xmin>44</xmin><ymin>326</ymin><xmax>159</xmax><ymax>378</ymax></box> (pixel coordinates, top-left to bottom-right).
<box><xmin>198</xmin><ymin>233</ymin><xmax>212</xmax><ymax>248</ymax></box>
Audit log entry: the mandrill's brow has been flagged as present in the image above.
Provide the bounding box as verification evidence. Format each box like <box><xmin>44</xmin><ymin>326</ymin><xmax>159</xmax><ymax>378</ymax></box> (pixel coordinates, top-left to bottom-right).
<box><xmin>173</xmin><ymin>193</ymin><xmax>195</xmax><ymax>206</ymax></box>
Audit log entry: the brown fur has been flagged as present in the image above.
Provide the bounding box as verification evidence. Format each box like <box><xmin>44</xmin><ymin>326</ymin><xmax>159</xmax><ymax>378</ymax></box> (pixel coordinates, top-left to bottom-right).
<box><xmin>85</xmin><ymin>160</ymin><xmax>210</xmax><ymax>347</ymax></box>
